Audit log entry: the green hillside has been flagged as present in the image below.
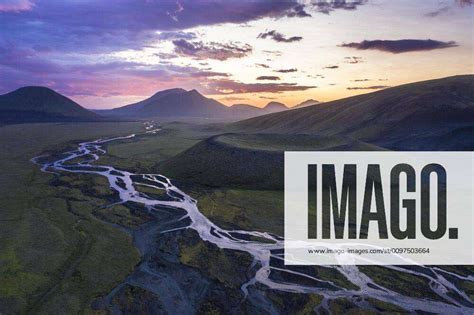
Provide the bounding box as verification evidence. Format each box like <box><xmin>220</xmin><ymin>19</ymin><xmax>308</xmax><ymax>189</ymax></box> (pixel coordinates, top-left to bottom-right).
<box><xmin>159</xmin><ymin>133</ymin><xmax>385</xmax><ymax>190</ymax></box>
<box><xmin>230</xmin><ymin>75</ymin><xmax>474</xmax><ymax>149</ymax></box>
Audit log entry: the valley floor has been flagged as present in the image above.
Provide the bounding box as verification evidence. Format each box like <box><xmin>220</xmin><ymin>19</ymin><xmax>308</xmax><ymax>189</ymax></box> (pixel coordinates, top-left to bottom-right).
<box><xmin>0</xmin><ymin>121</ymin><xmax>473</xmax><ymax>314</ymax></box>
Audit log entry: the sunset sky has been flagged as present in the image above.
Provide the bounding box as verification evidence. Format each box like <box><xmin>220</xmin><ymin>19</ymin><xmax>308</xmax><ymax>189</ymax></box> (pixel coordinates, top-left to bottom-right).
<box><xmin>0</xmin><ymin>0</ymin><xmax>472</xmax><ymax>109</ymax></box>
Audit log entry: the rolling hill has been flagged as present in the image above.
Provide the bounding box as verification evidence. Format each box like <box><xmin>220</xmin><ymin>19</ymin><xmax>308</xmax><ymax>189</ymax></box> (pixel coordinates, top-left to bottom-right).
<box><xmin>0</xmin><ymin>86</ymin><xmax>101</xmax><ymax>123</ymax></box>
<box><xmin>230</xmin><ymin>75</ymin><xmax>474</xmax><ymax>150</ymax></box>
<box><xmin>159</xmin><ymin>133</ymin><xmax>385</xmax><ymax>190</ymax></box>
<box><xmin>101</xmin><ymin>89</ymin><xmax>290</xmax><ymax>120</ymax></box>
<box><xmin>292</xmin><ymin>99</ymin><xmax>320</xmax><ymax>109</ymax></box>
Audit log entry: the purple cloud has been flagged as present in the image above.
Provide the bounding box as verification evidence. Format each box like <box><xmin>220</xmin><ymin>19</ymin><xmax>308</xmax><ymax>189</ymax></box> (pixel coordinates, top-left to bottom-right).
<box><xmin>156</xmin><ymin>31</ymin><xmax>197</xmax><ymax>40</ymax></box>
<box><xmin>425</xmin><ymin>6</ymin><xmax>451</xmax><ymax>17</ymax></box>
<box><xmin>0</xmin><ymin>1</ymin><xmax>304</xmax><ymax>55</ymax></box>
<box><xmin>0</xmin><ymin>0</ymin><xmax>34</xmax><ymax>12</ymax></box>
<box><xmin>0</xmin><ymin>45</ymin><xmax>234</xmax><ymax>98</ymax></box>
<box><xmin>189</xmin><ymin>71</ymin><xmax>229</xmax><ymax>78</ymax></box>
<box><xmin>275</xmin><ymin>68</ymin><xmax>298</xmax><ymax>73</ymax></box>
<box><xmin>347</xmin><ymin>85</ymin><xmax>390</xmax><ymax>90</ymax></box>
<box><xmin>344</xmin><ymin>56</ymin><xmax>363</xmax><ymax>64</ymax></box>
<box><xmin>425</xmin><ymin>0</ymin><xmax>471</xmax><ymax>17</ymax></box>
<box><xmin>203</xmin><ymin>79</ymin><xmax>316</xmax><ymax>94</ymax></box>
<box><xmin>285</xmin><ymin>4</ymin><xmax>312</xmax><ymax>17</ymax></box>
<box><xmin>256</xmin><ymin>76</ymin><xmax>280</xmax><ymax>81</ymax></box>
<box><xmin>340</xmin><ymin>39</ymin><xmax>458</xmax><ymax>53</ymax></box>
<box><xmin>172</xmin><ymin>39</ymin><xmax>252</xmax><ymax>60</ymax></box>
<box><xmin>262</xmin><ymin>50</ymin><xmax>282</xmax><ymax>56</ymax></box>
<box><xmin>307</xmin><ymin>74</ymin><xmax>325</xmax><ymax>79</ymax></box>
<box><xmin>456</xmin><ymin>0</ymin><xmax>473</xmax><ymax>6</ymax></box>
<box><xmin>257</xmin><ymin>30</ymin><xmax>303</xmax><ymax>43</ymax></box>
<box><xmin>2</xmin><ymin>0</ymin><xmax>299</xmax><ymax>101</ymax></box>
<box><xmin>313</xmin><ymin>0</ymin><xmax>367</xmax><ymax>14</ymax></box>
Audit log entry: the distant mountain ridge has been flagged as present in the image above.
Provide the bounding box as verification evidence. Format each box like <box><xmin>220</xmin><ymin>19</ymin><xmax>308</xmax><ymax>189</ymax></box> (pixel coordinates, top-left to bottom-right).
<box><xmin>225</xmin><ymin>101</ymin><xmax>288</xmax><ymax>119</ymax></box>
<box><xmin>263</xmin><ymin>101</ymin><xmax>287</xmax><ymax>111</ymax></box>
<box><xmin>0</xmin><ymin>86</ymin><xmax>100</xmax><ymax>123</ymax></box>
<box><xmin>102</xmin><ymin>89</ymin><xmax>290</xmax><ymax>120</ymax></box>
<box><xmin>107</xmin><ymin>88</ymin><xmax>228</xmax><ymax>118</ymax></box>
<box><xmin>0</xmin><ymin>86</ymin><xmax>293</xmax><ymax>123</ymax></box>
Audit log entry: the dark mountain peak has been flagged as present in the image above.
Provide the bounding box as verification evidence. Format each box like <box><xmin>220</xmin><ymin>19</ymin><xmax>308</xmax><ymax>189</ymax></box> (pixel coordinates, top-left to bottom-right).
<box><xmin>14</xmin><ymin>85</ymin><xmax>54</xmax><ymax>92</ymax></box>
<box><xmin>109</xmin><ymin>87</ymin><xmax>227</xmax><ymax>118</ymax></box>
<box><xmin>168</xmin><ymin>88</ymin><xmax>187</xmax><ymax>93</ymax></box>
<box><xmin>1</xmin><ymin>86</ymin><xmax>78</xmax><ymax>107</ymax></box>
<box><xmin>265</xmin><ymin>101</ymin><xmax>287</xmax><ymax>109</ymax></box>
<box><xmin>188</xmin><ymin>88</ymin><xmax>203</xmax><ymax>96</ymax></box>
<box><xmin>149</xmin><ymin>88</ymin><xmax>186</xmax><ymax>99</ymax></box>
<box><xmin>263</xmin><ymin>102</ymin><xmax>288</xmax><ymax>114</ymax></box>
<box><xmin>187</xmin><ymin>89</ymin><xmax>206</xmax><ymax>99</ymax></box>
<box><xmin>0</xmin><ymin>86</ymin><xmax>100</xmax><ymax>123</ymax></box>
<box><xmin>7</xmin><ymin>86</ymin><xmax>61</xmax><ymax>97</ymax></box>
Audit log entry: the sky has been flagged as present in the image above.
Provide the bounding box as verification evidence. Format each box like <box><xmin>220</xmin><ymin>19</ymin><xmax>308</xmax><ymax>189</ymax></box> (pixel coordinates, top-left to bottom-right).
<box><xmin>0</xmin><ymin>0</ymin><xmax>472</xmax><ymax>109</ymax></box>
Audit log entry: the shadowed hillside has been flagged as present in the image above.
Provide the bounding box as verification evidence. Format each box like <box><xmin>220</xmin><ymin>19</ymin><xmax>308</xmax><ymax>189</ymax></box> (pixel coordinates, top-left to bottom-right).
<box><xmin>230</xmin><ymin>75</ymin><xmax>474</xmax><ymax>150</ymax></box>
<box><xmin>0</xmin><ymin>86</ymin><xmax>101</xmax><ymax>123</ymax></box>
<box><xmin>159</xmin><ymin>134</ymin><xmax>385</xmax><ymax>190</ymax></box>
<box><xmin>292</xmin><ymin>99</ymin><xmax>320</xmax><ymax>109</ymax></box>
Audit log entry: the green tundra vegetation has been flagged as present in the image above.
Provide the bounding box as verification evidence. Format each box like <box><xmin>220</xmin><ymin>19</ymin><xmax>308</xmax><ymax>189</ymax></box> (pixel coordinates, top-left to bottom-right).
<box><xmin>0</xmin><ymin>122</ymin><xmax>143</xmax><ymax>313</ymax></box>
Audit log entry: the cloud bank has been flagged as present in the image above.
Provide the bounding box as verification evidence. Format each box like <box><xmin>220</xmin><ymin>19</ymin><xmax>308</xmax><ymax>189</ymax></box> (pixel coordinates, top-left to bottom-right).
<box><xmin>340</xmin><ymin>39</ymin><xmax>458</xmax><ymax>53</ymax></box>
<box><xmin>172</xmin><ymin>40</ymin><xmax>252</xmax><ymax>60</ymax></box>
<box><xmin>313</xmin><ymin>0</ymin><xmax>367</xmax><ymax>14</ymax></box>
<box><xmin>204</xmin><ymin>80</ymin><xmax>316</xmax><ymax>94</ymax></box>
